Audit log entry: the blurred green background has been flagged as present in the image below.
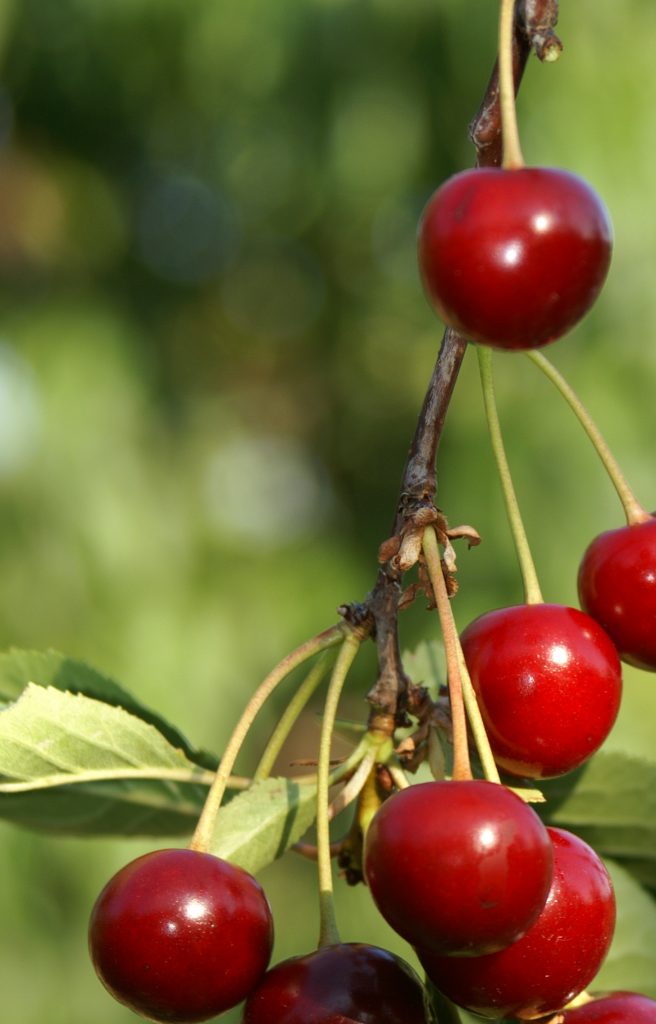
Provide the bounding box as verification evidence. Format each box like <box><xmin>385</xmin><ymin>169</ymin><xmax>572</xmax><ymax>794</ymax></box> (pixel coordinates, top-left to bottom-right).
<box><xmin>1</xmin><ymin>0</ymin><xmax>656</xmax><ymax>1020</ymax></box>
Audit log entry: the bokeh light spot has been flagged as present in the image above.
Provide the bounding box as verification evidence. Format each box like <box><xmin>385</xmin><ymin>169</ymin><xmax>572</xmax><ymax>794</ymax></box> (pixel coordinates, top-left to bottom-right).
<box><xmin>331</xmin><ymin>80</ymin><xmax>426</xmax><ymax>198</ymax></box>
<box><xmin>136</xmin><ymin>171</ymin><xmax>240</xmax><ymax>286</ymax></box>
<box><xmin>220</xmin><ymin>239</ymin><xmax>324</xmax><ymax>339</ymax></box>
<box><xmin>204</xmin><ymin>434</ymin><xmax>333</xmax><ymax>546</ymax></box>
<box><xmin>0</xmin><ymin>344</ymin><xmax>42</xmax><ymax>478</ymax></box>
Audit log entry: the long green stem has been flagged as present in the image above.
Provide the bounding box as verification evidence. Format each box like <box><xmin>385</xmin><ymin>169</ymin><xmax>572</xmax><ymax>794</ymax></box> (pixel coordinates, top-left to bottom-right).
<box><xmin>188</xmin><ymin>623</ymin><xmax>346</xmax><ymax>853</ymax></box>
<box><xmin>527</xmin><ymin>350</ymin><xmax>650</xmax><ymax>526</ymax></box>
<box><xmin>358</xmin><ymin>760</ymin><xmax>384</xmax><ymax>837</ymax></box>
<box><xmin>253</xmin><ymin>653</ymin><xmax>333</xmax><ymax>781</ymax></box>
<box><xmin>422</xmin><ymin>527</ymin><xmax>472</xmax><ymax>781</ymax></box>
<box><xmin>327</xmin><ymin>746</ymin><xmax>377</xmax><ymax>821</ymax></box>
<box><xmin>423</xmin><ymin>526</ymin><xmax>501</xmax><ymax>785</ymax></box>
<box><xmin>317</xmin><ymin>631</ymin><xmax>362</xmax><ymax>948</ymax></box>
<box><xmin>0</xmin><ymin>766</ymin><xmax>245</xmax><ymax>792</ymax></box>
<box><xmin>327</xmin><ymin>736</ymin><xmax>371</xmax><ymax>788</ymax></box>
<box><xmin>478</xmin><ymin>346</ymin><xmax>543</xmax><ymax>604</ymax></box>
<box><xmin>498</xmin><ymin>0</ymin><xmax>525</xmax><ymax>169</ymax></box>
<box><xmin>388</xmin><ymin>763</ymin><xmax>411</xmax><ymax>790</ymax></box>
<box><xmin>455</xmin><ymin>646</ymin><xmax>502</xmax><ymax>785</ymax></box>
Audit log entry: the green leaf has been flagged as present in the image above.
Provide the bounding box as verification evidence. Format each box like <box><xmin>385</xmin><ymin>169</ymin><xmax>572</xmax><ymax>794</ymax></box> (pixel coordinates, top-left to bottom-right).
<box><xmin>403</xmin><ymin>640</ymin><xmax>445</xmax><ymax>698</ymax></box>
<box><xmin>207</xmin><ymin>776</ymin><xmax>318</xmax><ymax>875</ymax></box>
<box><xmin>539</xmin><ymin>751</ymin><xmax>656</xmax><ymax>889</ymax></box>
<box><xmin>0</xmin><ymin>684</ymin><xmax>210</xmax><ymax>835</ymax></box>
<box><xmin>0</xmin><ymin>648</ymin><xmax>215</xmax><ymax>768</ymax></box>
<box><xmin>595</xmin><ymin>858</ymin><xmax>656</xmax><ymax>999</ymax></box>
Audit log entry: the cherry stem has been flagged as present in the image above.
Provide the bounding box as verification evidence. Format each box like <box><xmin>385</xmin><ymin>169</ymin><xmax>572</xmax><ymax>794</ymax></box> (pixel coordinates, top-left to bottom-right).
<box><xmin>477</xmin><ymin>346</ymin><xmax>544</xmax><ymax>604</ymax></box>
<box><xmin>455</xmin><ymin>644</ymin><xmax>502</xmax><ymax>785</ymax></box>
<box><xmin>328</xmin><ymin>736</ymin><xmax>373</xmax><ymax>784</ymax></box>
<box><xmin>526</xmin><ymin>350</ymin><xmax>650</xmax><ymax>526</ymax></box>
<box><xmin>423</xmin><ymin>526</ymin><xmax>502</xmax><ymax>785</ymax></box>
<box><xmin>317</xmin><ymin>630</ymin><xmax>362</xmax><ymax>948</ymax></box>
<box><xmin>388</xmin><ymin>763</ymin><xmax>411</xmax><ymax>790</ymax></box>
<box><xmin>421</xmin><ymin>527</ymin><xmax>472</xmax><ymax>781</ymax></box>
<box><xmin>499</xmin><ymin>0</ymin><xmax>525</xmax><ymax>168</ymax></box>
<box><xmin>188</xmin><ymin>623</ymin><xmax>346</xmax><ymax>854</ymax></box>
<box><xmin>327</xmin><ymin>746</ymin><xmax>378</xmax><ymax>821</ymax></box>
<box><xmin>253</xmin><ymin>652</ymin><xmax>333</xmax><ymax>781</ymax></box>
<box><xmin>292</xmin><ymin>839</ymin><xmax>346</xmax><ymax>862</ymax></box>
<box><xmin>357</xmin><ymin>760</ymin><xmax>384</xmax><ymax>837</ymax></box>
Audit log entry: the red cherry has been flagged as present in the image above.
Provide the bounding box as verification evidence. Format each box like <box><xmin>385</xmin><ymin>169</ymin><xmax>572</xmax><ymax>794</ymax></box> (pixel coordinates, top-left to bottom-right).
<box><xmin>242</xmin><ymin>943</ymin><xmax>436</xmax><ymax>1024</ymax></box>
<box><xmin>461</xmin><ymin>603</ymin><xmax>622</xmax><ymax>778</ymax></box>
<box><xmin>578</xmin><ymin>517</ymin><xmax>656</xmax><ymax>671</ymax></box>
<box><xmin>89</xmin><ymin>848</ymin><xmax>274</xmax><ymax>1023</ymax></box>
<box><xmin>417</xmin><ymin>167</ymin><xmax>612</xmax><ymax>350</ymax></box>
<box><xmin>562</xmin><ymin>992</ymin><xmax>656</xmax><ymax>1022</ymax></box>
<box><xmin>364</xmin><ymin>780</ymin><xmax>553</xmax><ymax>957</ymax></box>
<box><xmin>419</xmin><ymin>827</ymin><xmax>616</xmax><ymax>1020</ymax></box>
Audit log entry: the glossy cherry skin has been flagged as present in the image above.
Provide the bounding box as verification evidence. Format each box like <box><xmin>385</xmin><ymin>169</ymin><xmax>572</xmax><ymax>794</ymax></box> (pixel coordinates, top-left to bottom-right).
<box><xmin>364</xmin><ymin>780</ymin><xmax>553</xmax><ymax>957</ymax></box>
<box><xmin>89</xmin><ymin>848</ymin><xmax>274</xmax><ymax>1023</ymax></box>
<box><xmin>242</xmin><ymin>943</ymin><xmax>437</xmax><ymax>1024</ymax></box>
<box><xmin>418</xmin><ymin>827</ymin><xmax>616</xmax><ymax>1020</ymax></box>
<box><xmin>418</xmin><ymin>167</ymin><xmax>612</xmax><ymax>350</ymax></box>
<box><xmin>461</xmin><ymin>603</ymin><xmax>622</xmax><ymax>778</ymax></box>
<box><xmin>562</xmin><ymin>992</ymin><xmax>656</xmax><ymax>1022</ymax></box>
<box><xmin>578</xmin><ymin>518</ymin><xmax>656</xmax><ymax>671</ymax></box>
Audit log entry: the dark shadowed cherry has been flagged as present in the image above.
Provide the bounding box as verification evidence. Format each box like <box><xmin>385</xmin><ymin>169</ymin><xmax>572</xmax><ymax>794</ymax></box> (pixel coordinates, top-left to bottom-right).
<box><xmin>363</xmin><ymin>780</ymin><xmax>553</xmax><ymax>957</ymax></box>
<box><xmin>418</xmin><ymin>827</ymin><xmax>616</xmax><ymax>1020</ymax></box>
<box><xmin>460</xmin><ymin>603</ymin><xmax>622</xmax><ymax>778</ymax></box>
<box><xmin>417</xmin><ymin>167</ymin><xmax>612</xmax><ymax>350</ymax></box>
<box><xmin>578</xmin><ymin>517</ymin><xmax>656</xmax><ymax>671</ymax></box>
<box><xmin>89</xmin><ymin>848</ymin><xmax>274</xmax><ymax>1023</ymax></box>
<box><xmin>242</xmin><ymin>942</ymin><xmax>440</xmax><ymax>1024</ymax></box>
<box><xmin>562</xmin><ymin>991</ymin><xmax>656</xmax><ymax>1022</ymax></box>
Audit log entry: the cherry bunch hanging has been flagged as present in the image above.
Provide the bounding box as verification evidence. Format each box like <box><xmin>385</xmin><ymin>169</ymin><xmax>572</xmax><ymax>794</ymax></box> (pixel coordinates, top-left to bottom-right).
<box><xmin>87</xmin><ymin>1</ymin><xmax>656</xmax><ymax>1022</ymax></box>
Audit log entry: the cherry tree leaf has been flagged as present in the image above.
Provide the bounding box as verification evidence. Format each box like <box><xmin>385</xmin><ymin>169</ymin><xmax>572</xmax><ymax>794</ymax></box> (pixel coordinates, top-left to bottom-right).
<box><xmin>0</xmin><ymin>647</ymin><xmax>214</xmax><ymax>768</ymax></box>
<box><xmin>0</xmin><ymin>684</ymin><xmax>211</xmax><ymax>835</ymax></box>
<box><xmin>207</xmin><ymin>776</ymin><xmax>318</xmax><ymax>875</ymax></box>
<box><xmin>594</xmin><ymin>858</ymin><xmax>656</xmax><ymax>998</ymax></box>
<box><xmin>540</xmin><ymin>751</ymin><xmax>656</xmax><ymax>889</ymax></box>
<box><xmin>402</xmin><ymin>640</ymin><xmax>445</xmax><ymax>698</ymax></box>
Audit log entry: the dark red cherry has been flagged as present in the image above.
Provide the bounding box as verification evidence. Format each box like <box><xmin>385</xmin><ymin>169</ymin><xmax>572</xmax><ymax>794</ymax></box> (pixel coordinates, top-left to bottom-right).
<box><xmin>461</xmin><ymin>603</ymin><xmax>622</xmax><ymax>778</ymax></box>
<box><xmin>578</xmin><ymin>517</ymin><xmax>656</xmax><ymax>671</ymax></box>
<box><xmin>562</xmin><ymin>991</ymin><xmax>656</xmax><ymax>1022</ymax></box>
<box><xmin>364</xmin><ymin>780</ymin><xmax>553</xmax><ymax>957</ymax></box>
<box><xmin>417</xmin><ymin>167</ymin><xmax>612</xmax><ymax>350</ymax></box>
<box><xmin>418</xmin><ymin>827</ymin><xmax>616</xmax><ymax>1021</ymax></box>
<box><xmin>242</xmin><ymin>943</ymin><xmax>437</xmax><ymax>1024</ymax></box>
<box><xmin>89</xmin><ymin>848</ymin><xmax>274</xmax><ymax>1023</ymax></box>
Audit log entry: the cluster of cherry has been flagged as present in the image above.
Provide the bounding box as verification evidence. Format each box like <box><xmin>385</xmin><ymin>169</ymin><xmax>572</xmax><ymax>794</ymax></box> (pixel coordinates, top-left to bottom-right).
<box><xmin>86</xmin><ymin>159</ymin><xmax>656</xmax><ymax>1024</ymax></box>
<box><xmin>420</xmin><ymin>161</ymin><xmax>656</xmax><ymax>690</ymax></box>
<box><xmin>85</xmin><ymin>7</ymin><xmax>656</xmax><ymax>1023</ymax></box>
<box><xmin>364</xmin><ymin>148</ymin><xmax>650</xmax><ymax>1019</ymax></box>
<box><xmin>374</xmin><ymin>154</ymin><xmax>654</xmax><ymax>1021</ymax></box>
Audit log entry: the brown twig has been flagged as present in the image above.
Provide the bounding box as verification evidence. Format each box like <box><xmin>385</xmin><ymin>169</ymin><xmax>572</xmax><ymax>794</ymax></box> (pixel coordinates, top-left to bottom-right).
<box><xmin>522</xmin><ymin>0</ymin><xmax>563</xmax><ymax>62</ymax></box>
<box><xmin>472</xmin><ymin>0</ymin><xmax>562</xmax><ymax>167</ymax></box>
<box><xmin>358</xmin><ymin>1</ymin><xmax>561</xmax><ymax>724</ymax></box>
